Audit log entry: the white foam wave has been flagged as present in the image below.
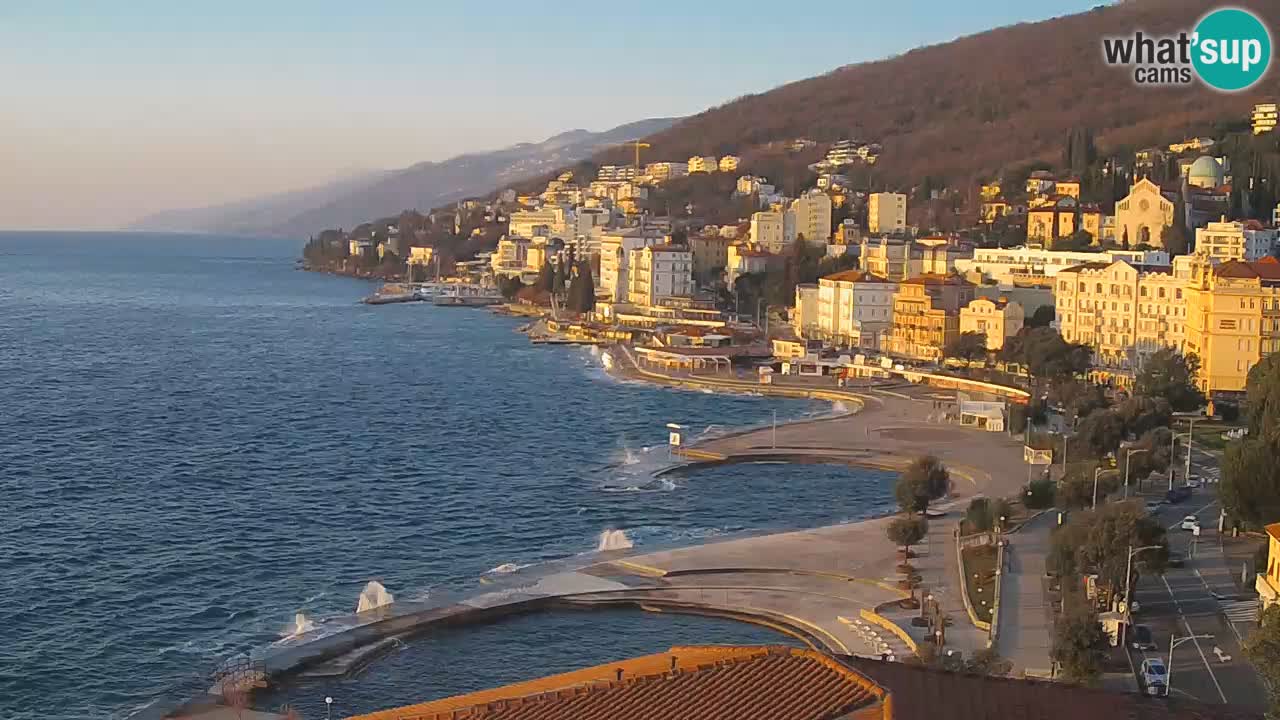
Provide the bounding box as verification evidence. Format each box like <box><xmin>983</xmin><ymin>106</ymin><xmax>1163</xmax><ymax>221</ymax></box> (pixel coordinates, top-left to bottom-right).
<box><xmin>486</xmin><ymin>562</ymin><xmax>532</xmax><ymax>575</ymax></box>
<box><xmin>596</xmin><ymin>529</ymin><xmax>634</xmax><ymax>551</ymax></box>
<box><xmin>356</xmin><ymin>580</ymin><xmax>394</xmax><ymax>613</ymax></box>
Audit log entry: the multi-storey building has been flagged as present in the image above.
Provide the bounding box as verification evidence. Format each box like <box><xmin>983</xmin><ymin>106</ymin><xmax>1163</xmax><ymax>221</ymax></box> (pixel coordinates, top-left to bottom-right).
<box><xmin>960</xmin><ymin>297</ymin><xmax>1024</xmax><ymax>350</ymax></box>
<box><xmin>955</xmin><ymin>247</ymin><xmax>1169</xmax><ymax>286</ymax></box>
<box><xmin>597</xmin><ymin>165</ymin><xmax>639</xmax><ymax>182</ymax></box>
<box><xmin>814</xmin><ymin>270</ymin><xmax>898</xmax><ymax>348</ymax></box>
<box><xmin>868</xmin><ymin>192</ymin><xmax>907</xmax><ymax>234</ymax></box>
<box><xmin>1254</xmin><ymin>102</ymin><xmax>1278</xmax><ymax>135</ymax></box>
<box><xmin>1184</xmin><ymin>256</ymin><xmax>1280</xmax><ymax>397</ymax></box>
<box><xmin>628</xmin><ymin>245</ymin><xmax>694</xmax><ymax>307</ymax></box>
<box><xmin>887</xmin><ymin>275</ymin><xmax>976</xmax><ymax>361</ymax></box>
<box><xmin>490</xmin><ymin>236</ymin><xmax>531</xmax><ymax>277</ymax></box>
<box><xmin>687</xmin><ymin>156</ymin><xmax>719</xmax><ymax>173</ymax></box>
<box><xmin>726</xmin><ymin>242</ymin><xmax>774</xmax><ymax>285</ymax></box>
<box><xmin>644</xmin><ymin>162</ymin><xmax>688</xmax><ymax>183</ymax></box>
<box><xmin>718</xmin><ymin>155</ymin><xmax>741</xmax><ymax>172</ymax></box>
<box><xmin>859</xmin><ymin>237</ymin><xmax>917</xmax><ymax>281</ymax></box>
<box><xmin>599</xmin><ymin>228</ymin><xmax>669</xmax><ymax>301</ymax></box>
<box><xmin>750</xmin><ymin>210</ymin><xmax>788</xmax><ymax>252</ymax></box>
<box><xmin>788</xmin><ymin>191</ymin><xmax>832</xmax><ymax>244</ymax></box>
<box><xmin>508</xmin><ymin>206</ymin><xmax>572</xmax><ymax>239</ymax></box>
<box><xmin>793</xmin><ymin>283</ymin><xmax>820</xmax><ymax>338</ymax></box>
<box><xmin>1195</xmin><ymin>218</ymin><xmax>1278</xmax><ymax>262</ymax></box>
<box><xmin>1054</xmin><ymin>260</ymin><xmax>1186</xmax><ymax>369</ymax></box>
<box><xmin>689</xmin><ymin>231</ymin><xmax>731</xmax><ymax>283</ymax></box>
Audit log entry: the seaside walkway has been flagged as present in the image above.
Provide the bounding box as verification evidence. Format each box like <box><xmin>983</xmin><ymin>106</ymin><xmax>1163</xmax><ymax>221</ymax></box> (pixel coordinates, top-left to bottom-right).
<box><xmin>995</xmin><ymin>511</ymin><xmax>1056</xmax><ymax>677</ymax></box>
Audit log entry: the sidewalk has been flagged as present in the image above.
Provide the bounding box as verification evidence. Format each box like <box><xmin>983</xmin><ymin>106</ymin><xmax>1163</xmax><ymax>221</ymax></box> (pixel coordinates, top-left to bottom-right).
<box><xmin>996</xmin><ymin>511</ymin><xmax>1056</xmax><ymax>677</ymax></box>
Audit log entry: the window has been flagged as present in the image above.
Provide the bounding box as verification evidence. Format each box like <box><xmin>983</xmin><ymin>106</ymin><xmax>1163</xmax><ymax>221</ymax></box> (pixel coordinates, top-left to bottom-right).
<box><xmin>1158</xmin><ymin>288</ymin><xmax>1166</xmax><ymax>299</ymax></box>
<box><xmin>1220</xmin><ymin>319</ymin><xmax>1238</xmax><ymax>330</ymax></box>
<box><xmin>1141</xmin><ymin>287</ymin><xmax>1148</xmax><ymax>297</ymax></box>
<box><xmin>1176</xmin><ymin>289</ymin><xmax>1182</xmax><ymax>300</ymax></box>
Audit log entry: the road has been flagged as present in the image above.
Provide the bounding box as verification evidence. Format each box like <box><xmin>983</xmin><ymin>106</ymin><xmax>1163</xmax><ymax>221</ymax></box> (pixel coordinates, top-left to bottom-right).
<box><xmin>1124</xmin><ymin>478</ymin><xmax>1267</xmax><ymax>709</ymax></box>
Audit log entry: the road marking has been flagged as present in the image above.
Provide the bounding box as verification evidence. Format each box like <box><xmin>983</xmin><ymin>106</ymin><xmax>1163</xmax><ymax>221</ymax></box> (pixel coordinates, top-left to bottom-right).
<box><xmin>1166</xmin><ymin>500</ymin><xmax>1220</xmax><ymax>531</ymax></box>
<box><xmin>1161</xmin><ymin>574</ymin><xmax>1229</xmax><ymax>703</ymax></box>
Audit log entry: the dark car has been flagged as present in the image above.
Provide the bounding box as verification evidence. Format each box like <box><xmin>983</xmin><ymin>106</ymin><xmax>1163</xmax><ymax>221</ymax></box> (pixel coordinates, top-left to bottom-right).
<box><xmin>1165</xmin><ymin>486</ymin><xmax>1192</xmax><ymax>504</ymax></box>
<box><xmin>1130</xmin><ymin>624</ymin><xmax>1156</xmax><ymax>651</ymax></box>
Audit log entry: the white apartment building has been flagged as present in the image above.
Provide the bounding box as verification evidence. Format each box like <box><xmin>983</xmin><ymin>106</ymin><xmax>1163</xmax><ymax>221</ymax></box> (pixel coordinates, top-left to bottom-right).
<box><xmin>859</xmin><ymin>237</ymin><xmax>917</xmax><ymax>281</ymax></box>
<box><xmin>718</xmin><ymin>155</ymin><xmax>741</xmax><ymax>172</ymax></box>
<box><xmin>597</xmin><ymin>165</ymin><xmax>639</xmax><ymax>181</ymax></box>
<box><xmin>1254</xmin><ymin>102</ymin><xmax>1278</xmax><ymax>135</ymax></box>
<box><xmin>954</xmin><ymin>246</ymin><xmax>1171</xmax><ymax>286</ymax></box>
<box><xmin>687</xmin><ymin>156</ymin><xmax>719</xmax><ymax>173</ymax></box>
<box><xmin>789</xmin><ymin>191</ymin><xmax>833</xmax><ymax>244</ymax></box>
<box><xmin>726</xmin><ymin>243</ymin><xmax>773</xmax><ymax>285</ymax></box>
<box><xmin>508</xmin><ymin>206</ymin><xmax>571</xmax><ymax>239</ymax></box>
<box><xmin>628</xmin><ymin>245</ymin><xmax>694</xmax><ymax>307</ymax></box>
<box><xmin>1196</xmin><ymin>219</ymin><xmax>1278</xmax><ymax>262</ymax></box>
<box><xmin>815</xmin><ymin>270</ymin><xmax>898</xmax><ymax>347</ymax></box>
<box><xmin>599</xmin><ymin>228</ymin><xmax>670</xmax><ymax>301</ymax></box>
<box><xmin>644</xmin><ymin>162</ymin><xmax>689</xmax><ymax>183</ymax></box>
<box><xmin>750</xmin><ymin>211</ymin><xmax>788</xmax><ymax>253</ymax></box>
<box><xmin>491</xmin><ymin>237</ymin><xmax>531</xmax><ymax>277</ymax></box>
<box><xmin>868</xmin><ymin>193</ymin><xmax>907</xmax><ymax>234</ymax></box>
<box><xmin>794</xmin><ymin>283</ymin><xmax>820</xmax><ymax>338</ymax></box>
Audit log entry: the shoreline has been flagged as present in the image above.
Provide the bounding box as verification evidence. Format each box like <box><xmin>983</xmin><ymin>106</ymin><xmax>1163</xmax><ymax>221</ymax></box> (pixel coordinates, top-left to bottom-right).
<box><xmin>147</xmin><ymin>301</ymin><xmax>1029</xmax><ymax>720</ymax></box>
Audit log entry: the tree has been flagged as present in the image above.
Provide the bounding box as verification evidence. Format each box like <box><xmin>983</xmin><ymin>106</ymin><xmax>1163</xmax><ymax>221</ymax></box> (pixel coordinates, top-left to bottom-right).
<box><xmin>535</xmin><ymin>260</ymin><xmax>554</xmax><ymax>293</ymax></box>
<box><xmin>964</xmin><ymin>647</ymin><xmax>1013</xmax><ymax>677</ymax></box>
<box><xmin>1002</xmin><ymin>327</ymin><xmax>1091</xmax><ymax>383</ymax></box>
<box><xmin>1024</xmin><ymin>477</ymin><xmax>1056</xmax><ymax>510</ymax></box>
<box><xmin>566</xmin><ymin>260</ymin><xmax>596</xmax><ymax>314</ymax></box>
<box><xmin>898</xmin><ymin>456</ymin><xmax>951</xmax><ymax>512</ymax></box>
<box><xmin>1221</xmin><ymin>437</ymin><xmax>1280</xmax><ymax>528</ymax></box>
<box><xmin>1051</xmin><ymin>601</ymin><xmax>1108</xmax><ymax>684</ymax></box>
<box><xmin>1161</xmin><ymin>221</ymin><xmax>1190</xmax><ymax>256</ymax></box>
<box><xmin>1073</xmin><ymin>408</ymin><xmax>1125</xmax><ymax>458</ymax></box>
<box><xmin>1133</xmin><ymin>349</ymin><xmax>1203</xmax><ymax>412</ymax></box>
<box><xmin>944</xmin><ymin>331</ymin><xmax>988</xmax><ymax>363</ymax></box>
<box><xmin>1246</xmin><ymin>604</ymin><xmax>1280</xmax><ymax>718</ymax></box>
<box><xmin>1246</xmin><ymin>353</ymin><xmax>1280</xmax><ymax>441</ymax></box>
<box><xmin>964</xmin><ymin>498</ymin><xmax>995</xmax><ymax>532</ymax></box>
<box><xmin>1026</xmin><ymin>304</ymin><xmax>1056</xmax><ymax>328</ymax></box>
<box><xmin>886</xmin><ymin>515</ymin><xmax>928</xmax><ymax>556</ymax></box>
<box><xmin>1114</xmin><ymin>395</ymin><xmax>1172</xmax><ymax>438</ymax></box>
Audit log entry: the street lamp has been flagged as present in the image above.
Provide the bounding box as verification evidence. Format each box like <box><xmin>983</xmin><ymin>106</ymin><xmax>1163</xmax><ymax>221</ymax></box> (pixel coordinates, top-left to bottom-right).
<box><xmin>1119</xmin><ymin>544</ymin><xmax>1163</xmax><ymax>649</ymax></box>
<box><xmin>1123</xmin><ymin>448</ymin><xmax>1149</xmax><ymax>499</ymax></box>
<box><xmin>325</xmin><ymin>696</ymin><xmax>334</xmax><ymax>720</ymax></box>
<box><xmin>1092</xmin><ymin>467</ymin><xmax>1105</xmax><ymax>509</ymax></box>
<box><xmin>1168</xmin><ymin>632</ymin><xmax>1214</xmax><ymax>698</ymax></box>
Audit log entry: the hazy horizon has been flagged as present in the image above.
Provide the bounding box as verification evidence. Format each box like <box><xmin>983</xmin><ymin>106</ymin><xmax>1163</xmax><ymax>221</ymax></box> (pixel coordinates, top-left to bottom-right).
<box><xmin>3</xmin><ymin>1</ymin><xmax>1104</xmax><ymax>231</ymax></box>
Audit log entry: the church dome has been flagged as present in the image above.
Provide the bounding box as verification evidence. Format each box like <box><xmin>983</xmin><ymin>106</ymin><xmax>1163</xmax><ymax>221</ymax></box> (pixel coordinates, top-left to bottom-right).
<box><xmin>1187</xmin><ymin>155</ymin><xmax>1224</xmax><ymax>189</ymax></box>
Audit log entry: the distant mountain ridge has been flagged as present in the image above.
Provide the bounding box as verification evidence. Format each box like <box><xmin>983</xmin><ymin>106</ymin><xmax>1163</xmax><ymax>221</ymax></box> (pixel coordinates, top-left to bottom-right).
<box><xmin>129</xmin><ymin>117</ymin><xmax>678</xmax><ymax>238</ymax></box>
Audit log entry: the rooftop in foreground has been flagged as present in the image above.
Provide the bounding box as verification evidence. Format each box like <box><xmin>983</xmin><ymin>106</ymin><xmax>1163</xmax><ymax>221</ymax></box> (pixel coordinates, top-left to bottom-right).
<box><xmin>344</xmin><ymin>645</ymin><xmax>1259</xmax><ymax>720</ymax></box>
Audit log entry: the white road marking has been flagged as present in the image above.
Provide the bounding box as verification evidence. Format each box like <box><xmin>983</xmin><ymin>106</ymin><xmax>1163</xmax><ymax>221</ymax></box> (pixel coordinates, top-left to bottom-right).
<box><xmin>1161</xmin><ymin>574</ymin><xmax>1228</xmax><ymax>703</ymax></box>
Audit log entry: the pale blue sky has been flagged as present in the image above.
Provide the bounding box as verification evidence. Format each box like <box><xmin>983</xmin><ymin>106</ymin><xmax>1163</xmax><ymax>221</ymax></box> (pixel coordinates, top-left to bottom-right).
<box><xmin>1</xmin><ymin>1</ymin><xmax>1105</xmax><ymax>229</ymax></box>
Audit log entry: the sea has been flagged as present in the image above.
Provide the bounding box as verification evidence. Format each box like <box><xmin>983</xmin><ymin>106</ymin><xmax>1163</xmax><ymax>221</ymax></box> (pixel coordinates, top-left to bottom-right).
<box><xmin>0</xmin><ymin>232</ymin><xmax>896</xmax><ymax>720</ymax></box>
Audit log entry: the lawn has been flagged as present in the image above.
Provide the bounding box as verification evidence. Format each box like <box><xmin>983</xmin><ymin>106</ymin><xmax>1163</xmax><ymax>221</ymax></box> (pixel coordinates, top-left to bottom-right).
<box><xmin>961</xmin><ymin>543</ymin><xmax>999</xmax><ymax>624</ymax></box>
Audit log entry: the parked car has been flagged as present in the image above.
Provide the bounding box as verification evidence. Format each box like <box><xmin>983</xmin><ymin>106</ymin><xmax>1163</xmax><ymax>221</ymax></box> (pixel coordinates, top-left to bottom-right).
<box><xmin>1130</xmin><ymin>624</ymin><xmax>1156</xmax><ymax>651</ymax></box>
<box><xmin>1166</xmin><ymin>486</ymin><xmax>1192</xmax><ymax>504</ymax></box>
<box><xmin>1141</xmin><ymin>658</ymin><xmax>1168</xmax><ymax>696</ymax></box>
<box><xmin>1186</xmin><ymin>476</ymin><xmax>1202</xmax><ymax>489</ymax></box>
<box><xmin>1180</xmin><ymin>515</ymin><xmax>1200</xmax><ymax>531</ymax></box>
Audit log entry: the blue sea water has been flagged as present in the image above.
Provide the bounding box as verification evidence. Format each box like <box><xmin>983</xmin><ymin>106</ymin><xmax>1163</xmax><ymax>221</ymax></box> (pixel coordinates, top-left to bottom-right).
<box><xmin>0</xmin><ymin>233</ymin><xmax>893</xmax><ymax>720</ymax></box>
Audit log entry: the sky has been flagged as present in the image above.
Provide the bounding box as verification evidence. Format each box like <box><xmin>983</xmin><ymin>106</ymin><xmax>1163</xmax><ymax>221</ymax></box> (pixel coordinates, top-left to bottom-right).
<box><xmin>1</xmin><ymin>1</ymin><xmax>1106</xmax><ymax>230</ymax></box>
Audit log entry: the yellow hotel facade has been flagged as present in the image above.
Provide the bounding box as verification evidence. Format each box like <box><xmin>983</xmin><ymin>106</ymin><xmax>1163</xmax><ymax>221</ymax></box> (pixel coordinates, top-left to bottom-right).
<box><xmin>1054</xmin><ymin>256</ymin><xmax>1280</xmax><ymax>398</ymax></box>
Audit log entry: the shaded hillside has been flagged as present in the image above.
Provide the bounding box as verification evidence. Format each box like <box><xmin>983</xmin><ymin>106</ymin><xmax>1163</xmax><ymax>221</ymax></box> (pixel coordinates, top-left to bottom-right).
<box><xmin>590</xmin><ymin>0</ymin><xmax>1280</xmax><ymax>190</ymax></box>
<box><xmin>133</xmin><ymin>117</ymin><xmax>678</xmax><ymax>238</ymax></box>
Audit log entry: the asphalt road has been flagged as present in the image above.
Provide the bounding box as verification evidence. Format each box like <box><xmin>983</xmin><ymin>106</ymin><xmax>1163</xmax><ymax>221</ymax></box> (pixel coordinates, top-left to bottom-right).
<box><xmin>1123</xmin><ymin>444</ymin><xmax>1268</xmax><ymax>710</ymax></box>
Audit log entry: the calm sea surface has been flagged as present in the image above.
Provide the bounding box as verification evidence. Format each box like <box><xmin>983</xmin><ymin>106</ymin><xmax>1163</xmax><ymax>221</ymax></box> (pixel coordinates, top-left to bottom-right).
<box><xmin>0</xmin><ymin>233</ymin><xmax>893</xmax><ymax>719</ymax></box>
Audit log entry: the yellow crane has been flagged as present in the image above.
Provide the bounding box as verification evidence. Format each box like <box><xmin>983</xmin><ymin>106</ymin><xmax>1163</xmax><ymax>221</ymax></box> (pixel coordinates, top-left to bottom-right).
<box><xmin>627</xmin><ymin>140</ymin><xmax>651</xmax><ymax>175</ymax></box>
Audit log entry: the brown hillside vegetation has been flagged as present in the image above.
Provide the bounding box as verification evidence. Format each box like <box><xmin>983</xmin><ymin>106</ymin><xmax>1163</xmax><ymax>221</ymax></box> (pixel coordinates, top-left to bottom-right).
<box><xmin>590</xmin><ymin>0</ymin><xmax>1280</xmax><ymax>189</ymax></box>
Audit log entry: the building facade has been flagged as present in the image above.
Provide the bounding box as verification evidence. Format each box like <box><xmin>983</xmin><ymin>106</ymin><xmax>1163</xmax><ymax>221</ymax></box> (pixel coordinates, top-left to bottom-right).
<box><xmin>687</xmin><ymin>156</ymin><xmax>719</xmax><ymax>173</ymax></box>
<box><xmin>955</xmin><ymin>247</ymin><xmax>1170</xmax><ymax>286</ymax></box>
<box><xmin>814</xmin><ymin>270</ymin><xmax>898</xmax><ymax>348</ymax></box>
<box><xmin>1114</xmin><ymin>179</ymin><xmax>1175</xmax><ymax>249</ymax></box>
<box><xmin>789</xmin><ymin>191</ymin><xmax>833</xmax><ymax>244</ymax></box>
<box><xmin>1183</xmin><ymin>257</ymin><xmax>1280</xmax><ymax>397</ymax></box>
<box><xmin>960</xmin><ymin>297</ymin><xmax>1024</xmax><ymax>350</ymax></box>
<box><xmin>1254</xmin><ymin>102</ymin><xmax>1278</xmax><ymax>135</ymax></box>
<box><xmin>859</xmin><ymin>237</ymin><xmax>917</xmax><ymax>281</ymax></box>
<box><xmin>1195</xmin><ymin>219</ymin><xmax>1278</xmax><ymax>262</ymax></box>
<box><xmin>887</xmin><ymin>275</ymin><xmax>976</xmax><ymax>361</ymax></box>
<box><xmin>868</xmin><ymin>192</ymin><xmax>907</xmax><ymax>234</ymax></box>
<box><xmin>628</xmin><ymin>245</ymin><xmax>694</xmax><ymax>307</ymax></box>
<box><xmin>1054</xmin><ymin>260</ymin><xmax>1186</xmax><ymax>369</ymax></box>
<box><xmin>599</xmin><ymin>228</ymin><xmax>669</xmax><ymax>301</ymax></box>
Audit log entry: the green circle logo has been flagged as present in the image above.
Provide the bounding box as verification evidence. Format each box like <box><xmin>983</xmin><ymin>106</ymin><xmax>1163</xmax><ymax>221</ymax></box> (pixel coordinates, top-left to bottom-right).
<box><xmin>1193</xmin><ymin>8</ymin><xmax>1271</xmax><ymax>91</ymax></box>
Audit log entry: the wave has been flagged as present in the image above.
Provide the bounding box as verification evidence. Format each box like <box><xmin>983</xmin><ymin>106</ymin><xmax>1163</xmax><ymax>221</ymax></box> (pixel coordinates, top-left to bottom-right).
<box><xmin>485</xmin><ymin>562</ymin><xmax>532</xmax><ymax>575</ymax></box>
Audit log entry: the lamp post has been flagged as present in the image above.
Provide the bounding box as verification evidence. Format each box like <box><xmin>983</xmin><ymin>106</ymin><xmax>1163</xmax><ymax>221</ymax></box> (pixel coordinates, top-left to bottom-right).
<box><xmin>1092</xmin><ymin>466</ymin><xmax>1104</xmax><ymax>509</ymax></box>
<box><xmin>1168</xmin><ymin>426</ymin><xmax>1178</xmax><ymax>491</ymax></box>
<box><xmin>1183</xmin><ymin>417</ymin><xmax>1196</xmax><ymax>484</ymax></box>
<box><xmin>1120</xmin><ymin>544</ymin><xmax>1163</xmax><ymax>649</ymax></box>
<box><xmin>1061</xmin><ymin>434</ymin><xmax>1069</xmax><ymax>473</ymax></box>
<box><xmin>1167</xmin><ymin>632</ymin><xmax>1214</xmax><ymax>698</ymax></box>
<box><xmin>1123</xmin><ymin>448</ymin><xmax>1149</xmax><ymax>499</ymax></box>
<box><xmin>325</xmin><ymin>696</ymin><xmax>334</xmax><ymax>720</ymax></box>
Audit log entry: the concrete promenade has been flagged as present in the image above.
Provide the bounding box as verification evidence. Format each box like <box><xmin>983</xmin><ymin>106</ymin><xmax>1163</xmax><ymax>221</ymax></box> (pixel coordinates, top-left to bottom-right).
<box><xmin>996</xmin><ymin>510</ymin><xmax>1056</xmax><ymax>677</ymax></box>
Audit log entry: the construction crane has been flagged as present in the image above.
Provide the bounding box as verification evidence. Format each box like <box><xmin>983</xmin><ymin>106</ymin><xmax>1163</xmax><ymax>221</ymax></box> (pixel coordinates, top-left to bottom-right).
<box><xmin>627</xmin><ymin>140</ymin><xmax>651</xmax><ymax>176</ymax></box>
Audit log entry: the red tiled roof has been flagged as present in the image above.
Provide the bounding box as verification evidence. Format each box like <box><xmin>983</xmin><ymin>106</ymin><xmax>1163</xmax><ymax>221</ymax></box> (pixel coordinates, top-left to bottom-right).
<box><xmin>903</xmin><ymin>273</ymin><xmax>973</xmax><ymax>286</ymax></box>
<box><xmin>348</xmin><ymin>646</ymin><xmax>882</xmax><ymax>720</ymax></box>
<box><xmin>1217</xmin><ymin>256</ymin><xmax>1280</xmax><ymax>281</ymax></box>
<box><xmin>823</xmin><ymin>269</ymin><xmax>892</xmax><ymax>283</ymax></box>
<box><xmin>1057</xmin><ymin>261</ymin><xmax>1115</xmax><ymax>273</ymax></box>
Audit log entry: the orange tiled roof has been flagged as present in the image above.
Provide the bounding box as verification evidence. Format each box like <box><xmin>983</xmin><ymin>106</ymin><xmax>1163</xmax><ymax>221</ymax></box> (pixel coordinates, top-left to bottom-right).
<box><xmin>823</xmin><ymin>269</ymin><xmax>892</xmax><ymax>283</ymax></box>
<box><xmin>346</xmin><ymin>646</ymin><xmax>883</xmax><ymax>720</ymax></box>
<box><xmin>903</xmin><ymin>273</ymin><xmax>972</xmax><ymax>286</ymax></box>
